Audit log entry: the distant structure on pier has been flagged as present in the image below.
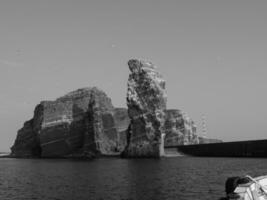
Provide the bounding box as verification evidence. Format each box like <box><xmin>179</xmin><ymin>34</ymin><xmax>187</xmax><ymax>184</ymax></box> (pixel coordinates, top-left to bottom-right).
<box><xmin>201</xmin><ymin>114</ymin><xmax>208</xmax><ymax>139</ymax></box>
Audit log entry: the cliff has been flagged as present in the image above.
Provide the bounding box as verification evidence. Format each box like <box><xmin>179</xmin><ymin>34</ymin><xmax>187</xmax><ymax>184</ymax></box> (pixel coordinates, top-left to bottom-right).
<box><xmin>11</xmin><ymin>59</ymin><xmax>220</xmax><ymax>159</ymax></box>
<box><xmin>164</xmin><ymin>109</ymin><xmax>199</xmax><ymax>146</ymax></box>
<box><xmin>122</xmin><ymin>59</ymin><xmax>167</xmax><ymax>158</ymax></box>
<box><xmin>11</xmin><ymin>87</ymin><xmax>127</xmax><ymax>158</ymax></box>
<box><xmin>10</xmin><ymin>119</ymin><xmax>41</xmax><ymax>157</ymax></box>
<box><xmin>113</xmin><ymin>108</ymin><xmax>130</xmax><ymax>151</ymax></box>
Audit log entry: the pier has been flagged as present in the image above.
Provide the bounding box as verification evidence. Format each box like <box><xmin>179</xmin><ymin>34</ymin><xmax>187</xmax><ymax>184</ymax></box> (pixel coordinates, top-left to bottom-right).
<box><xmin>165</xmin><ymin>139</ymin><xmax>267</xmax><ymax>157</ymax></box>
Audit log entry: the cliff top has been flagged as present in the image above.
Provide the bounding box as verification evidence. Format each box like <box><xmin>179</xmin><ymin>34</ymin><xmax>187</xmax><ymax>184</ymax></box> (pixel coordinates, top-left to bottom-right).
<box><xmin>38</xmin><ymin>87</ymin><xmax>106</xmax><ymax>105</ymax></box>
<box><xmin>57</xmin><ymin>87</ymin><xmax>103</xmax><ymax>101</ymax></box>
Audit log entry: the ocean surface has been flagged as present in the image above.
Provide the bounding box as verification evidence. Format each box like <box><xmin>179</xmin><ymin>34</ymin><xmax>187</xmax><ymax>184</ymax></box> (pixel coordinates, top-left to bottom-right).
<box><xmin>0</xmin><ymin>157</ymin><xmax>267</xmax><ymax>200</ymax></box>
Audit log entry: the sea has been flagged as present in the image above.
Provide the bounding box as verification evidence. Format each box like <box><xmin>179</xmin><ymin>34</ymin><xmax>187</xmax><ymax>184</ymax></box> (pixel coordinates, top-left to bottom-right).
<box><xmin>0</xmin><ymin>157</ymin><xmax>267</xmax><ymax>200</ymax></box>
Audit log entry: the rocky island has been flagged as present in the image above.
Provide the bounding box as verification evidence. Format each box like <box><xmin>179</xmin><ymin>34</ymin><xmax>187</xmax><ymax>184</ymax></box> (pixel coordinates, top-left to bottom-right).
<box><xmin>11</xmin><ymin>59</ymin><xmax>218</xmax><ymax>158</ymax></box>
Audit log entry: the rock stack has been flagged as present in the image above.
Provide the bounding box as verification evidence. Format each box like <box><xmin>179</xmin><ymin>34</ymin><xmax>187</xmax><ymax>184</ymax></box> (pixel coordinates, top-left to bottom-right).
<box><xmin>122</xmin><ymin>59</ymin><xmax>167</xmax><ymax>158</ymax></box>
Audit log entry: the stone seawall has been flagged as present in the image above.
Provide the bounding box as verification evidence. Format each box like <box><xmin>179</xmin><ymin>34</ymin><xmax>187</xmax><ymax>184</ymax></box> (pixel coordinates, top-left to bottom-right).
<box><xmin>165</xmin><ymin>139</ymin><xmax>267</xmax><ymax>157</ymax></box>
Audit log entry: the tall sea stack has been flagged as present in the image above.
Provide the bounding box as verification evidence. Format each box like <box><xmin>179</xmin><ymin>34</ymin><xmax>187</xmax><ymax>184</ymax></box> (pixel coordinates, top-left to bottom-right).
<box><xmin>122</xmin><ymin>59</ymin><xmax>167</xmax><ymax>158</ymax></box>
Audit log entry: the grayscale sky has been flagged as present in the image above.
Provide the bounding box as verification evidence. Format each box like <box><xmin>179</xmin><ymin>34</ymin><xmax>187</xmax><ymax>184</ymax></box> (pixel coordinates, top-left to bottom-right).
<box><xmin>0</xmin><ymin>0</ymin><xmax>267</xmax><ymax>152</ymax></box>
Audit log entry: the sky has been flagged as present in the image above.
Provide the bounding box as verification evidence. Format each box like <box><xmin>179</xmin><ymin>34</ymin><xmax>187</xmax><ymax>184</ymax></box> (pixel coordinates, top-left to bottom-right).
<box><xmin>0</xmin><ymin>0</ymin><xmax>267</xmax><ymax>151</ymax></box>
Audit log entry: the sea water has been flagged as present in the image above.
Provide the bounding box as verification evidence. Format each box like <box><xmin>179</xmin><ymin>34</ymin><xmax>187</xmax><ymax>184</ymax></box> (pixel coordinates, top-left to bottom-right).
<box><xmin>0</xmin><ymin>157</ymin><xmax>267</xmax><ymax>200</ymax></box>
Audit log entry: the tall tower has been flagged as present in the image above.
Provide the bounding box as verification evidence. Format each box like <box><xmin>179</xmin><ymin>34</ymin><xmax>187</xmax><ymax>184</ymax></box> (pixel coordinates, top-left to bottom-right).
<box><xmin>201</xmin><ymin>114</ymin><xmax>208</xmax><ymax>138</ymax></box>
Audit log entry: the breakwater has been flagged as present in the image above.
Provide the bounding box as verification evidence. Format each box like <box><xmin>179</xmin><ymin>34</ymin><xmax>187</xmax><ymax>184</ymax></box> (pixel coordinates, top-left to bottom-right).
<box><xmin>165</xmin><ymin>139</ymin><xmax>267</xmax><ymax>157</ymax></box>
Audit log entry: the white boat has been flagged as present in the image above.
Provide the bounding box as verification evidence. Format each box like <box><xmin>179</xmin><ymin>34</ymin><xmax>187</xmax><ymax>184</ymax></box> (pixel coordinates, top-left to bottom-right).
<box><xmin>226</xmin><ymin>175</ymin><xmax>267</xmax><ymax>200</ymax></box>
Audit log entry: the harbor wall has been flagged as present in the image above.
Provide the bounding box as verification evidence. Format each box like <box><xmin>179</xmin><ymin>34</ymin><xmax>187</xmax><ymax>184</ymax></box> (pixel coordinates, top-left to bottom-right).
<box><xmin>165</xmin><ymin>139</ymin><xmax>267</xmax><ymax>157</ymax></box>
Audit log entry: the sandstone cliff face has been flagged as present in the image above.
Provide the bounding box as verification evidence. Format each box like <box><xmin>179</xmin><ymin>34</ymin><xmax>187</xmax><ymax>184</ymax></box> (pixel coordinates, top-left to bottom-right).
<box><xmin>10</xmin><ymin>119</ymin><xmax>41</xmax><ymax>157</ymax></box>
<box><xmin>11</xmin><ymin>104</ymin><xmax>43</xmax><ymax>157</ymax></box>
<box><xmin>164</xmin><ymin>109</ymin><xmax>199</xmax><ymax>146</ymax></box>
<box><xmin>113</xmin><ymin>108</ymin><xmax>130</xmax><ymax>151</ymax></box>
<box><xmin>83</xmin><ymin>89</ymin><xmax>118</xmax><ymax>156</ymax></box>
<box><xmin>122</xmin><ymin>59</ymin><xmax>167</xmax><ymax>158</ymax></box>
<box><xmin>11</xmin><ymin>87</ymin><xmax>123</xmax><ymax>158</ymax></box>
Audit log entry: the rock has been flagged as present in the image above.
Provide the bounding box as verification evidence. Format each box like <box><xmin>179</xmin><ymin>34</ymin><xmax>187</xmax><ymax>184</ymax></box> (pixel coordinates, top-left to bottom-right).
<box><xmin>164</xmin><ymin>109</ymin><xmax>199</xmax><ymax>146</ymax></box>
<box><xmin>10</xmin><ymin>119</ymin><xmax>41</xmax><ymax>157</ymax></box>
<box><xmin>83</xmin><ymin>89</ymin><xmax>118</xmax><ymax>156</ymax></box>
<box><xmin>114</xmin><ymin>108</ymin><xmax>130</xmax><ymax>151</ymax></box>
<box><xmin>11</xmin><ymin>103</ymin><xmax>43</xmax><ymax>157</ymax></box>
<box><xmin>122</xmin><ymin>59</ymin><xmax>167</xmax><ymax>158</ymax></box>
<box><xmin>11</xmin><ymin>63</ymin><xmax>220</xmax><ymax>159</ymax></box>
<box><xmin>11</xmin><ymin>87</ymin><xmax>123</xmax><ymax>158</ymax></box>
